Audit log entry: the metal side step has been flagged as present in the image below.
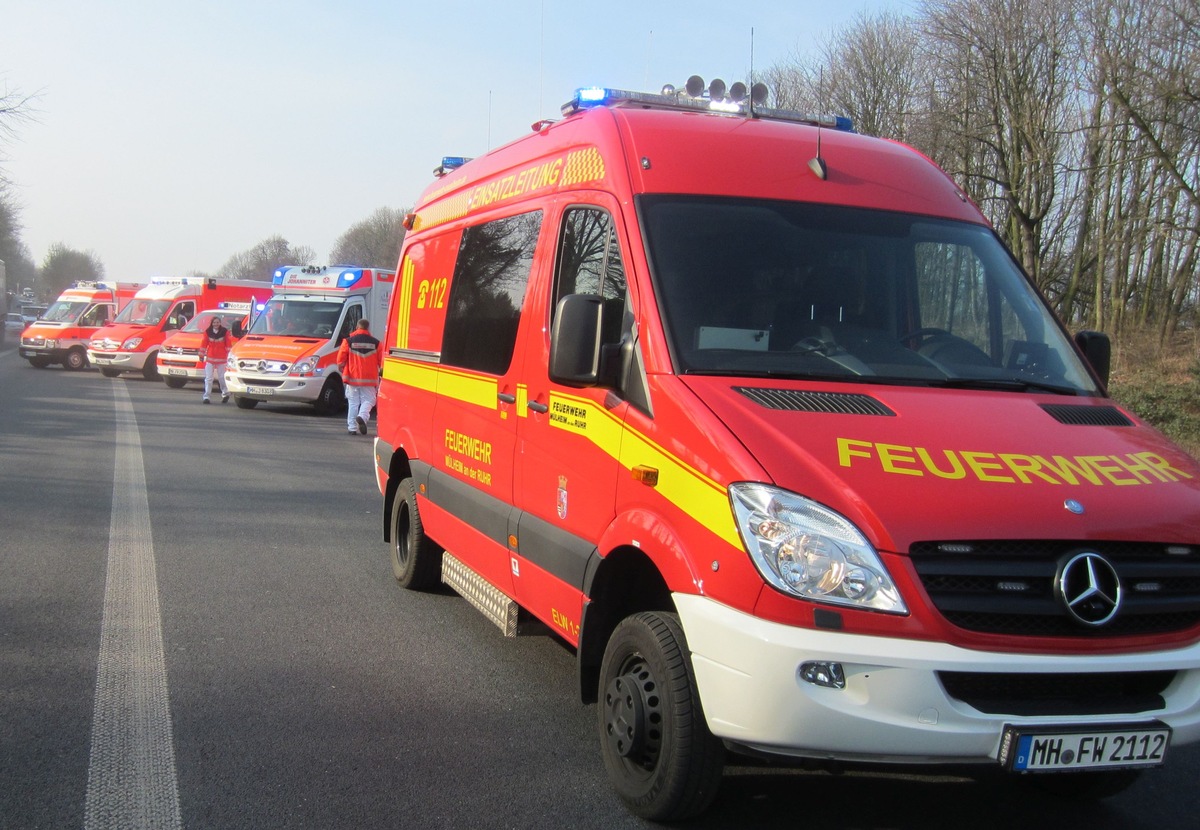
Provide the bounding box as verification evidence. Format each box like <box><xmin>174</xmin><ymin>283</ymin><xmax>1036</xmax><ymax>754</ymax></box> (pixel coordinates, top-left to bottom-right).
<box><xmin>441</xmin><ymin>552</ymin><xmax>519</xmax><ymax>637</ymax></box>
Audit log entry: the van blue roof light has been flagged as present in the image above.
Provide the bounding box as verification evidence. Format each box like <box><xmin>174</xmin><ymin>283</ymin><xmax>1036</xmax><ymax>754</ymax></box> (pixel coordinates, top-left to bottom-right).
<box><xmin>434</xmin><ymin>156</ymin><xmax>472</xmax><ymax>177</ymax></box>
<box><xmin>562</xmin><ymin>79</ymin><xmax>854</xmax><ymax>133</ymax></box>
<box><xmin>337</xmin><ymin>269</ymin><xmax>364</xmax><ymax>288</ymax></box>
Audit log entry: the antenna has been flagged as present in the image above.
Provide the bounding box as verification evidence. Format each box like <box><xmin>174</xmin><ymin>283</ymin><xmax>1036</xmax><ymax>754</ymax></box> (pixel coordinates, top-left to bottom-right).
<box><xmin>749</xmin><ymin>27</ymin><xmax>756</xmax><ymax>117</ymax></box>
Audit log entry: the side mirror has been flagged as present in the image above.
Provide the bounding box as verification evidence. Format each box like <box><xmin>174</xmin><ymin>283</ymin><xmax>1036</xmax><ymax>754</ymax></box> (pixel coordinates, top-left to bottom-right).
<box><xmin>1074</xmin><ymin>330</ymin><xmax>1111</xmax><ymax>388</ymax></box>
<box><xmin>549</xmin><ymin>294</ymin><xmax>604</xmax><ymax>386</ymax></box>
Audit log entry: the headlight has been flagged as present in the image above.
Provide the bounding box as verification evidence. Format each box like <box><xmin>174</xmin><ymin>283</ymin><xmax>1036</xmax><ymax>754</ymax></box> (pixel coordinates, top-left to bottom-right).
<box><xmin>123</xmin><ymin>337</ymin><xmax>143</xmax><ymax>349</ymax></box>
<box><xmin>44</xmin><ymin>338</ymin><xmax>58</xmax><ymax>348</ymax></box>
<box><xmin>289</xmin><ymin>358</ymin><xmax>317</xmax><ymax>375</ymax></box>
<box><xmin>729</xmin><ymin>483</ymin><xmax>907</xmax><ymax>614</ymax></box>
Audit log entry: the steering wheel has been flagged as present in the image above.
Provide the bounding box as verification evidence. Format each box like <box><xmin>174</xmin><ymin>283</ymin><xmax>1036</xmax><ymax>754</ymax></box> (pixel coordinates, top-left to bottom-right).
<box><xmin>899</xmin><ymin>327</ymin><xmax>954</xmax><ymax>346</ymax></box>
<box><xmin>901</xmin><ymin>327</ymin><xmax>993</xmax><ymax>366</ymax></box>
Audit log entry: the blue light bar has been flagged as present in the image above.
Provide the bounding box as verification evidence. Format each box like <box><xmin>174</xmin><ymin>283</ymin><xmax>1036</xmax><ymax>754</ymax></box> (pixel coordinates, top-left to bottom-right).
<box><xmin>441</xmin><ymin>157</ymin><xmax>470</xmax><ymax>170</ymax></box>
<box><xmin>576</xmin><ymin>87</ymin><xmax>608</xmax><ymax>105</ymax></box>
<box><xmin>337</xmin><ymin>269</ymin><xmax>364</xmax><ymax>288</ymax></box>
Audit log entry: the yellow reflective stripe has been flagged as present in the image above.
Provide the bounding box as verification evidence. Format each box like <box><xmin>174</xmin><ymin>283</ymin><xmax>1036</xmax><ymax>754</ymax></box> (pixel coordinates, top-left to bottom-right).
<box><xmin>396</xmin><ymin>258</ymin><xmax>415</xmax><ymax>350</ymax></box>
<box><xmin>383</xmin><ymin>360</ymin><xmax>439</xmax><ymax>392</ymax></box>
<box><xmin>383</xmin><ymin>361</ymin><xmax>499</xmax><ymax>410</ymax></box>
<box><xmin>546</xmin><ymin>391</ymin><xmax>741</xmax><ymax>549</ymax></box>
<box><xmin>436</xmin><ymin>367</ymin><xmax>499</xmax><ymax>409</ymax></box>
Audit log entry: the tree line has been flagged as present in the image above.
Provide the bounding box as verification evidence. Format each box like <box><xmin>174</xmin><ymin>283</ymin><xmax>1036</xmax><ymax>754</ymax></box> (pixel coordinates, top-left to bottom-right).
<box><xmin>764</xmin><ymin>0</ymin><xmax>1199</xmax><ymax>344</ymax></box>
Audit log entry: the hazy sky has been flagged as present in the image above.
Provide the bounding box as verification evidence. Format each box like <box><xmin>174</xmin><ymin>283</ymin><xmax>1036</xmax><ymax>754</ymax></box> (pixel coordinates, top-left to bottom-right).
<box><xmin>2</xmin><ymin>0</ymin><xmax>899</xmax><ymax>281</ymax></box>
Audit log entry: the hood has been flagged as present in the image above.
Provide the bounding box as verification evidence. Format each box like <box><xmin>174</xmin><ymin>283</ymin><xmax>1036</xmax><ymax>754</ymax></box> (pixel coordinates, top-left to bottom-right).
<box><xmin>90</xmin><ymin>323</ymin><xmax>152</xmax><ymax>343</ymax></box>
<box><xmin>230</xmin><ymin>335</ymin><xmax>325</xmax><ymax>363</ymax></box>
<box><xmin>683</xmin><ymin>377</ymin><xmax>1200</xmax><ymax>552</ymax></box>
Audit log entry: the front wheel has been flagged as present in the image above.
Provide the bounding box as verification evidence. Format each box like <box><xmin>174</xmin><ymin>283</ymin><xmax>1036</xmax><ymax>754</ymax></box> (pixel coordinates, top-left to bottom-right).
<box><xmin>234</xmin><ymin>396</ymin><xmax>258</xmax><ymax>410</ymax></box>
<box><xmin>28</xmin><ymin>356</ymin><xmax>52</xmax><ymax>369</ymax></box>
<box><xmin>64</xmin><ymin>348</ymin><xmax>88</xmax><ymax>370</ymax></box>
<box><xmin>598</xmin><ymin>611</ymin><xmax>724</xmax><ymax>821</ymax></box>
<box><xmin>100</xmin><ymin>367</ymin><xmax>122</xmax><ymax>378</ymax></box>
<box><xmin>142</xmin><ymin>356</ymin><xmax>160</xmax><ymax>380</ymax></box>
<box><xmin>390</xmin><ymin>477</ymin><xmax>442</xmax><ymax>590</ymax></box>
<box><xmin>163</xmin><ymin>376</ymin><xmax>187</xmax><ymax>389</ymax></box>
<box><xmin>314</xmin><ymin>376</ymin><xmax>345</xmax><ymax>415</ymax></box>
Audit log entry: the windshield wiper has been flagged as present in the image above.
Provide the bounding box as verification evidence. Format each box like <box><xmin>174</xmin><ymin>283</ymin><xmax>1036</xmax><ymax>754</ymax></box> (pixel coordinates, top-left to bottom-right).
<box><xmin>929</xmin><ymin>377</ymin><xmax>1080</xmax><ymax>395</ymax></box>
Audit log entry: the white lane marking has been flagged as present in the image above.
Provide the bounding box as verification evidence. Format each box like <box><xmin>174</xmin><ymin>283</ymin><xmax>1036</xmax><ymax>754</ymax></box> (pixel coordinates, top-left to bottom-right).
<box><xmin>85</xmin><ymin>381</ymin><xmax>182</xmax><ymax>830</ymax></box>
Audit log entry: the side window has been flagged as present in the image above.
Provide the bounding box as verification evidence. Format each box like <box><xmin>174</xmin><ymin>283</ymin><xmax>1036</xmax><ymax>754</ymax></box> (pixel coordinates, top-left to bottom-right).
<box><xmin>337</xmin><ymin>303</ymin><xmax>363</xmax><ymax>344</ymax></box>
<box><xmin>554</xmin><ymin>207</ymin><xmax>628</xmax><ymax>347</ymax></box>
<box><xmin>166</xmin><ymin>301</ymin><xmax>195</xmax><ymax>330</ymax></box>
<box><xmin>441</xmin><ymin>211</ymin><xmax>541</xmax><ymax>375</ymax></box>
<box><xmin>915</xmin><ymin>242</ymin><xmax>998</xmax><ymax>352</ymax></box>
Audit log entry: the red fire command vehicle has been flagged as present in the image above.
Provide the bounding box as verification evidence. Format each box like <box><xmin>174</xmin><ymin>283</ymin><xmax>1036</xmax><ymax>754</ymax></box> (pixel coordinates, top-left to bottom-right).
<box><xmin>156</xmin><ymin>302</ymin><xmax>251</xmax><ymax>388</ymax></box>
<box><xmin>372</xmin><ymin>81</ymin><xmax>1200</xmax><ymax>820</ymax></box>
<box><xmin>225</xmin><ymin>265</ymin><xmax>395</xmax><ymax>413</ymax></box>
<box><xmin>88</xmin><ymin>277</ymin><xmax>270</xmax><ymax>380</ymax></box>
<box><xmin>19</xmin><ymin>280</ymin><xmax>146</xmax><ymax>370</ymax></box>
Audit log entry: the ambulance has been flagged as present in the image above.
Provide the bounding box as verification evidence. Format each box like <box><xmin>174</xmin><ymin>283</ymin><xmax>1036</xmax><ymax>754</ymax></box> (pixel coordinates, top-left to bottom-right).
<box><xmin>88</xmin><ymin>277</ymin><xmax>270</xmax><ymax>380</ymax></box>
<box><xmin>156</xmin><ymin>302</ymin><xmax>251</xmax><ymax>388</ymax></box>
<box><xmin>18</xmin><ymin>280</ymin><xmax>146</xmax><ymax>370</ymax></box>
<box><xmin>372</xmin><ymin>80</ymin><xmax>1200</xmax><ymax>820</ymax></box>
<box><xmin>224</xmin><ymin>265</ymin><xmax>395</xmax><ymax>412</ymax></box>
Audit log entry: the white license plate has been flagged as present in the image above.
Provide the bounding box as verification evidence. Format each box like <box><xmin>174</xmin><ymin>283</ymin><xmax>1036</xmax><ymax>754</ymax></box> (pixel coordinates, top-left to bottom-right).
<box><xmin>1001</xmin><ymin>723</ymin><xmax>1170</xmax><ymax>772</ymax></box>
<box><xmin>168</xmin><ymin>368</ymin><xmax>187</xmax><ymax>376</ymax></box>
<box><xmin>246</xmin><ymin>386</ymin><xmax>275</xmax><ymax>396</ymax></box>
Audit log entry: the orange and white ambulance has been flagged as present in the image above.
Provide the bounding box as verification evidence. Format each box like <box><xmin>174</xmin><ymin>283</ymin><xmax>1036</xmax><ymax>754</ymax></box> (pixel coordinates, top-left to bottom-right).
<box><xmin>88</xmin><ymin>277</ymin><xmax>270</xmax><ymax>380</ymax></box>
<box><xmin>18</xmin><ymin>280</ymin><xmax>146</xmax><ymax>370</ymax></box>
<box><xmin>372</xmin><ymin>81</ymin><xmax>1200</xmax><ymax>820</ymax></box>
<box><xmin>156</xmin><ymin>302</ymin><xmax>251</xmax><ymax>388</ymax></box>
<box><xmin>224</xmin><ymin>265</ymin><xmax>395</xmax><ymax>412</ymax></box>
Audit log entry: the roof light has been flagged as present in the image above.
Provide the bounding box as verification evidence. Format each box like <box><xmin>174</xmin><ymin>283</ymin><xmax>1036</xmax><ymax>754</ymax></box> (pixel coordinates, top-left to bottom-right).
<box><xmin>561</xmin><ymin>77</ymin><xmax>853</xmax><ymax>132</ymax></box>
<box><xmin>337</xmin><ymin>269</ymin><xmax>364</xmax><ymax>288</ymax></box>
<box><xmin>434</xmin><ymin>156</ymin><xmax>472</xmax><ymax>177</ymax></box>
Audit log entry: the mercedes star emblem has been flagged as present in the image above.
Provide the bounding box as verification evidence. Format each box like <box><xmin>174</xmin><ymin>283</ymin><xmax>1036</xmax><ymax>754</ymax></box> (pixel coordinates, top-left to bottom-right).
<box><xmin>1056</xmin><ymin>551</ymin><xmax>1122</xmax><ymax>627</ymax></box>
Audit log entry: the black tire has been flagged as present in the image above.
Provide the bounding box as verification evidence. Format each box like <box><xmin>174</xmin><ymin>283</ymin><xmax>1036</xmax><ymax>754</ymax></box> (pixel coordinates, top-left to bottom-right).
<box><xmin>390</xmin><ymin>477</ymin><xmax>443</xmax><ymax>590</ymax></box>
<box><xmin>234</xmin><ymin>396</ymin><xmax>258</xmax><ymax>410</ymax></box>
<box><xmin>28</xmin><ymin>356</ymin><xmax>52</xmax><ymax>369</ymax></box>
<box><xmin>142</xmin><ymin>356</ymin><xmax>160</xmax><ymax>381</ymax></box>
<box><xmin>598</xmin><ymin>611</ymin><xmax>724</xmax><ymax>821</ymax></box>
<box><xmin>1026</xmin><ymin>769</ymin><xmax>1143</xmax><ymax>800</ymax></box>
<box><xmin>64</xmin><ymin>348</ymin><xmax>88</xmax><ymax>371</ymax></box>
<box><xmin>164</xmin><ymin>376</ymin><xmax>187</xmax><ymax>389</ymax></box>
<box><xmin>314</xmin><ymin>377</ymin><xmax>345</xmax><ymax>415</ymax></box>
<box><xmin>100</xmin><ymin>367</ymin><xmax>122</xmax><ymax>378</ymax></box>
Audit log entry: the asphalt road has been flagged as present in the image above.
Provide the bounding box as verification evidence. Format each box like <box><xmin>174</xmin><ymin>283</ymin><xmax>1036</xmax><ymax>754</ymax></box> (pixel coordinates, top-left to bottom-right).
<box><xmin>2</xmin><ymin>342</ymin><xmax>1198</xmax><ymax>830</ymax></box>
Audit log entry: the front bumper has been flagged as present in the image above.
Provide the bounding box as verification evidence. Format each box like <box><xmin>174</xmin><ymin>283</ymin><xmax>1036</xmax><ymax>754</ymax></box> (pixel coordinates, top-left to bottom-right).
<box><xmin>157</xmin><ymin>355</ymin><xmax>205</xmax><ymax>380</ymax></box>
<box><xmin>87</xmin><ymin>350</ymin><xmax>149</xmax><ymax>371</ymax></box>
<box><xmin>676</xmin><ymin>593</ymin><xmax>1200</xmax><ymax>765</ymax></box>
<box><xmin>225</xmin><ymin>370</ymin><xmax>323</xmax><ymax>403</ymax></box>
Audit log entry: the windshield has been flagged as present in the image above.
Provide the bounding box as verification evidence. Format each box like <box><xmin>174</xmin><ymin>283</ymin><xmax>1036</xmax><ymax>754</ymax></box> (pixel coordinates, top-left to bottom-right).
<box><xmin>114</xmin><ymin>299</ymin><xmax>172</xmax><ymax>326</ymax></box>
<box><xmin>40</xmin><ymin>301</ymin><xmax>90</xmax><ymax>323</ymax></box>
<box><xmin>642</xmin><ymin>196</ymin><xmax>1099</xmax><ymax>394</ymax></box>
<box><xmin>248</xmin><ymin>298</ymin><xmax>345</xmax><ymax>339</ymax></box>
<box><xmin>180</xmin><ymin>312</ymin><xmax>238</xmax><ymax>333</ymax></box>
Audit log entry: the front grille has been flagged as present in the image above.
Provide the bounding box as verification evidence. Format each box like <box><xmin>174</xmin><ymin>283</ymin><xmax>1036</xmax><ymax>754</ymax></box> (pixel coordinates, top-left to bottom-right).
<box><xmin>938</xmin><ymin>670</ymin><xmax>1174</xmax><ymax>716</ymax></box>
<box><xmin>911</xmin><ymin>540</ymin><xmax>1200</xmax><ymax>637</ymax></box>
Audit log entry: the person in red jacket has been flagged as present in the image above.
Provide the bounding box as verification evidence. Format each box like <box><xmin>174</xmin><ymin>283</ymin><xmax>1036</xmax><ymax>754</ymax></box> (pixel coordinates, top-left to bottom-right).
<box><xmin>336</xmin><ymin>318</ymin><xmax>381</xmax><ymax>435</ymax></box>
<box><xmin>199</xmin><ymin>315</ymin><xmax>233</xmax><ymax>404</ymax></box>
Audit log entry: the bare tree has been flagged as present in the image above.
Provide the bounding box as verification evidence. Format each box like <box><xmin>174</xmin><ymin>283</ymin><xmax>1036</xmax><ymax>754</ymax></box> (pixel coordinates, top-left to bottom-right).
<box><xmin>39</xmin><ymin>243</ymin><xmax>105</xmax><ymax>299</ymax></box>
<box><xmin>328</xmin><ymin>206</ymin><xmax>407</xmax><ymax>269</ymax></box>
<box><xmin>218</xmin><ymin>235</ymin><xmax>315</xmax><ymax>282</ymax></box>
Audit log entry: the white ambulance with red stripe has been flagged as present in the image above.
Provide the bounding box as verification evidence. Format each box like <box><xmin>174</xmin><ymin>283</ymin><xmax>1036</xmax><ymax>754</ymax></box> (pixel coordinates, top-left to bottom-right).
<box><xmin>156</xmin><ymin>302</ymin><xmax>252</xmax><ymax>388</ymax></box>
<box><xmin>373</xmin><ymin>80</ymin><xmax>1200</xmax><ymax>820</ymax></box>
<box><xmin>88</xmin><ymin>277</ymin><xmax>270</xmax><ymax>380</ymax></box>
<box><xmin>224</xmin><ymin>265</ymin><xmax>395</xmax><ymax>413</ymax></box>
<box><xmin>19</xmin><ymin>280</ymin><xmax>146</xmax><ymax>370</ymax></box>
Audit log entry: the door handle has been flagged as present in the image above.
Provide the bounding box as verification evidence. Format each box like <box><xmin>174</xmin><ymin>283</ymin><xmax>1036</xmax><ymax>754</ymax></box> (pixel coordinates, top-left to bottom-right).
<box><xmin>527</xmin><ymin>400</ymin><xmax>549</xmax><ymax>414</ymax></box>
